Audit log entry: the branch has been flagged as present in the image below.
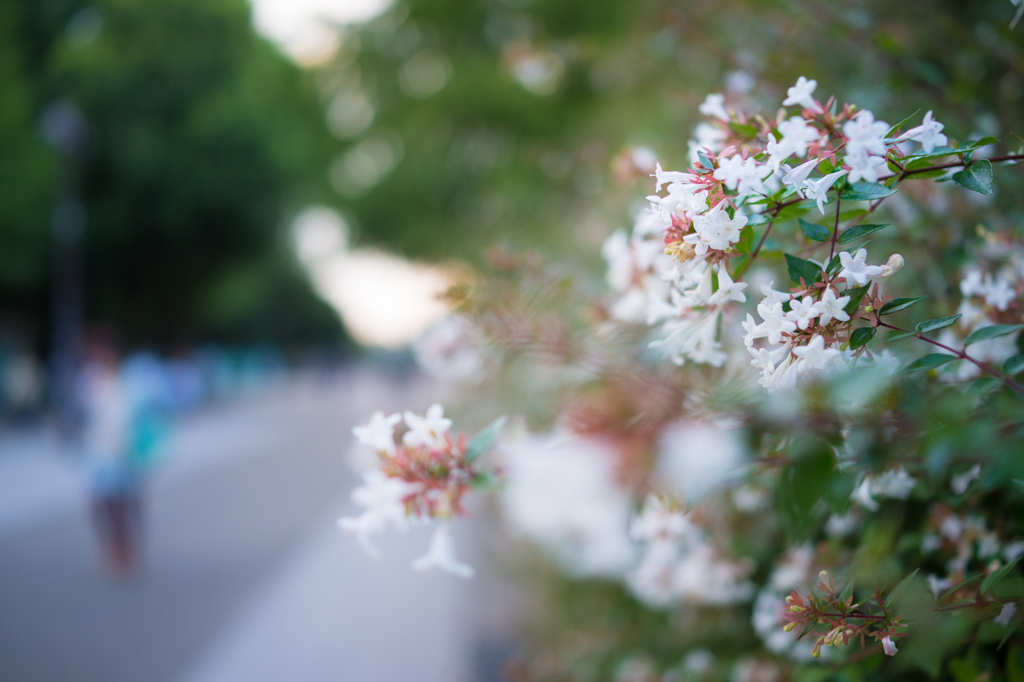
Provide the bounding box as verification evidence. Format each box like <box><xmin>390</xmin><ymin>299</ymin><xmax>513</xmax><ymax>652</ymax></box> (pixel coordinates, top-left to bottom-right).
<box><xmin>877</xmin><ymin>321</ymin><xmax>1024</xmax><ymax>398</ymax></box>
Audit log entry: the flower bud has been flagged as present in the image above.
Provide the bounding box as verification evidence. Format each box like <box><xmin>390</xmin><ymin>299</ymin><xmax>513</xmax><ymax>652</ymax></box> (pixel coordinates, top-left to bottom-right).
<box><xmin>784</xmin><ymin>622</ymin><xmax>796</xmax><ymax>632</ymax></box>
<box><xmin>790</xmin><ymin>605</ymin><xmax>804</xmax><ymax>612</ymax></box>
<box><xmin>882</xmin><ymin>635</ymin><xmax>898</xmax><ymax>657</ymax></box>
<box><xmin>819</xmin><ymin>570</ymin><xmax>829</xmax><ymax>582</ymax></box>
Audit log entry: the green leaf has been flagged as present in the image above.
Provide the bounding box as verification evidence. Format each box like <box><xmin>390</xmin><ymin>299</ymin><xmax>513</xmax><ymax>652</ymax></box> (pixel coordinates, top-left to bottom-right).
<box><xmin>966</xmin><ymin>377</ymin><xmax>1002</xmax><ymax>399</ymax></box>
<box><xmin>886</xmin><ymin>329</ymin><xmax>915</xmax><ymax>343</ymax></box>
<box><xmin>992</xmin><ymin>577</ymin><xmax>1024</xmax><ymax>600</ymax></box>
<box><xmin>798</xmin><ymin>218</ymin><xmax>830</xmax><ymax>242</ymax></box>
<box><xmin>887</xmin><ymin>569</ymin><xmax>919</xmax><ymax>607</ymax></box>
<box><xmin>916</xmin><ymin>314</ymin><xmax>962</xmax><ymax>334</ymax></box>
<box><xmin>963</xmin><ymin>136</ymin><xmax>1000</xmax><ymax>151</ymax></box>
<box><xmin>736</xmin><ymin>225</ymin><xmax>754</xmax><ymax>254</ymax></box>
<box><xmin>885</xmin><ymin>109</ymin><xmax>921</xmax><ymax>138</ymax></box>
<box><xmin>1003</xmin><ymin>355</ymin><xmax>1024</xmax><ymax>376</ymax></box>
<box><xmin>982</xmin><ymin>557</ymin><xmax>1023</xmax><ymax>596</ymax></box>
<box><xmin>900</xmin><ymin>353</ymin><xmax>958</xmax><ymax>374</ymax></box>
<box><xmin>907</xmin><ymin>146</ymin><xmax>960</xmax><ymax>162</ymax></box>
<box><xmin>826</xmin><ymin>254</ymin><xmax>842</xmax><ymax>276</ymax></box>
<box><xmin>729</xmin><ymin>121</ymin><xmax>759</xmax><ymax>138</ymax></box>
<box><xmin>840</xmin><ymin>182</ymin><xmax>898</xmax><ymax>201</ymax></box>
<box><xmin>746</xmin><ymin>213</ymin><xmax>772</xmax><ymax>226</ymax></box>
<box><xmin>838</xmin><ymin>579</ymin><xmax>855</xmax><ymax>604</ymax></box>
<box><xmin>817</xmin><ymin>158</ymin><xmax>835</xmax><ymax>175</ymax></box>
<box><xmin>880</xmin><ymin>296</ymin><xmax>927</xmax><ymax>316</ymax></box>
<box><xmin>843</xmin><ymin>285</ymin><xmax>870</xmax><ymax>316</ymax></box>
<box><xmin>952</xmin><ymin>159</ymin><xmax>994</xmax><ymax>195</ymax></box>
<box><xmin>465</xmin><ymin>416</ymin><xmax>506</xmax><ymax>463</ymax></box>
<box><xmin>849</xmin><ymin>327</ymin><xmax>876</xmax><ymax>350</ymax></box>
<box><xmin>838</xmin><ymin>223</ymin><xmax>891</xmax><ymax>244</ymax></box>
<box><xmin>965</xmin><ymin>324</ymin><xmax>1024</xmax><ymax>346</ymax></box>
<box><xmin>785</xmin><ymin>253</ymin><xmax>823</xmax><ymax>285</ymax></box>
<box><xmin>940</xmin><ymin>574</ymin><xmax>983</xmax><ymax>602</ymax></box>
<box><xmin>697</xmin><ymin>150</ymin><xmax>713</xmax><ymax>169</ymax></box>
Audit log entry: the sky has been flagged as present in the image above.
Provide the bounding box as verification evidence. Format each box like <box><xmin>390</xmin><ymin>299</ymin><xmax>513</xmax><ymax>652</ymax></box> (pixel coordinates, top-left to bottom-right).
<box><xmin>249</xmin><ymin>0</ymin><xmax>392</xmax><ymax>63</ymax></box>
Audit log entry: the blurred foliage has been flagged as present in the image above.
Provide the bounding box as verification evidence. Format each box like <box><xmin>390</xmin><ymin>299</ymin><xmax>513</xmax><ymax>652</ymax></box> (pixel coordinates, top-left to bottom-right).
<box><xmin>2</xmin><ymin>0</ymin><xmax>345</xmax><ymax>349</ymax></box>
<box><xmin>325</xmin><ymin>0</ymin><xmax>1024</xmax><ymax>265</ymax></box>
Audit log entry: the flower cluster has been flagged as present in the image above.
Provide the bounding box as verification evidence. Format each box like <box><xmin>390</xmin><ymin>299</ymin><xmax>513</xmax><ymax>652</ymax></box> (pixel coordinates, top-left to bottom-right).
<box><xmin>338</xmin><ymin>404</ymin><xmax>503</xmax><ymax>578</ymax></box>
<box><xmin>626</xmin><ymin>495</ymin><xmax>754</xmax><ymax>608</ymax></box>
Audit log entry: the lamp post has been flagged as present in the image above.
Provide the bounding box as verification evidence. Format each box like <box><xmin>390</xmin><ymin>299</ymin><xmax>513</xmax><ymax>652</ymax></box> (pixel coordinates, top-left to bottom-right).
<box><xmin>40</xmin><ymin>100</ymin><xmax>87</xmax><ymax>437</ymax></box>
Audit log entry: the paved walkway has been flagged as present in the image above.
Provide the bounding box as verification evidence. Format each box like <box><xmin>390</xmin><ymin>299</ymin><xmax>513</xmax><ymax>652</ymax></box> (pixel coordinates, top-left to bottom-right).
<box><xmin>0</xmin><ymin>365</ymin><xmax>511</xmax><ymax>682</ymax></box>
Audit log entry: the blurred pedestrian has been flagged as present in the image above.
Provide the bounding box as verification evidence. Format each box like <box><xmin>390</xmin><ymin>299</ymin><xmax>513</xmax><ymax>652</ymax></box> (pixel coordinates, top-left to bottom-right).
<box><xmin>77</xmin><ymin>332</ymin><xmax>162</xmax><ymax>576</ymax></box>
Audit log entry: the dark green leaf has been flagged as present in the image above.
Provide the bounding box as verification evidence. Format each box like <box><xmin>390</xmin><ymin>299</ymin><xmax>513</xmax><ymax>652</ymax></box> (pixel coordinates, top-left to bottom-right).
<box><xmin>885</xmin><ymin>109</ymin><xmax>921</xmax><ymax>138</ymax></box>
<box><xmin>886</xmin><ymin>329</ymin><xmax>914</xmax><ymax>343</ymax></box>
<box><xmin>940</xmin><ymin>574</ymin><xmax>982</xmax><ymax>602</ymax></box>
<box><xmin>826</xmin><ymin>254</ymin><xmax>842</xmax><ymax>276</ymax></box>
<box><xmin>887</xmin><ymin>569</ymin><xmax>919</xmax><ymax>607</ymax></box>
<box><xmin>992</xmin><ymin>578</ymin><xmax>1024</xmax><ymax>600</ymax></box>
<box><xmin>849</xmin><ymin>327</ymin><xmax>876</xmax><ymax>350</ymax></box>
<box><xmin>839</xmin><ymin>579</ymin><xmax>855</xmax><ymax>604</ymax></box>
<box><xmin>907</xmin><ymin>146</ymin><xmax>960</xmax><ymax>162</ymax></box>
<box><xmin>838</xmin><ymin>223</ymin><xmax>891</xmax><ymax>244</ymax></box>
<box><xmin>952</xmin><ymin>159</ymin><xmax>994</xmax><ymax>195</ymax></box>
<box><xmin>880</xmin><ymin>296</ymin><xmax>927</xmax><ymax>316</ymax></box>
<box><xmin>785</xmin><ymin>253</ymin><xmax>822</xmax><ymax>285</ymax></box>
<box><xmin>916</xmin><ymin>314</ymin><xmax>962</xmax><ymax>334</ymax></box>
<box><xmin>843</xmin><ymin>285</ymin><xmax>870</xmax><ymax>316</ymax></box>
<box><xmin>798</xmin><ymin>219</ymin><xmax>830</xmax><ymax>242</ymax></box>
<box><xmin>900</xmin><ymin>353</ymin><xmax>958</xmax><ymax>374</ymax></box>
<box><xmin>465</xmin><ymin>416</ymin><xmax>507</xmax><ymax>463</ymax></box>
<box><xmin>965</xmin><ymin>324</ymin><xmax>1024</xmax><ymax>346</ymax></box>
<box><xmin>966</xmin><ymin>377</ymin><xmax>1002</xmax><ymax>399</ymax></box>
<box><xmin>982</xmin><ymin>557</ymin><xmax>1023</xmax><ymax>596</ymax></box>
<box><xmin>840</xmin><ymin>182</ymin><xmax>897</xmax><ymax>201</ymax></box>
<box><xmin>1003</xmin><ymin>355</ymin><xmax>1024</xmax><ymax>376</ymax></box>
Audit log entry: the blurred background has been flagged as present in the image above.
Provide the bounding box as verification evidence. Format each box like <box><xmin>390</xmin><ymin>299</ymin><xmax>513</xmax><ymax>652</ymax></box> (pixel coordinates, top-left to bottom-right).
<box><xmin>0</xmin><ymin>0</ymin><xmax>1021</xmax><ymax>680</ymax></box>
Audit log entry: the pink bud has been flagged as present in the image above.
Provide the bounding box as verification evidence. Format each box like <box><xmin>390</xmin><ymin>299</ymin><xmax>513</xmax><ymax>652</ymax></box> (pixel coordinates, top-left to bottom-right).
<box><xmin>882</xmin><ymin>635</ymin><xmax>898</xmax><ymax>657</ymax></box>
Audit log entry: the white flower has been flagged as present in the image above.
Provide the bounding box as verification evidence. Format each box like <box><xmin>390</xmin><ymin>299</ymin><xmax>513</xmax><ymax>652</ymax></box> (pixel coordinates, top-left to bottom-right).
<box><xmin>688</xmin><ymin>122</ymin><xmax>727</xmax><ymax>164</ymax></box>
<box><xmin>803</xmin><ymin>170</ymin><xmax>848</xmax><ymax>214</ymax></box>
<box><xmin>695</xmin><ymin>262</ymin><xmax>715</xmax><ymax>303</ymax></box>
<box><xmin>996</xmin><ymin>602</ymin><xmax>1019</xmax><ymax>628</ymax></box>
<box><xmin>838</xmin><ymin>248</ymin><xmax>884</xmax><ymax>286</ymax></box>
<box><xmin>874</xmin><ymin>466</ymin><xmax>917</xmax><ymax>498</ymax></box>
<box><xmin>851</xmin><ymin>477</ymin><xmax>878</xmax><ymax>511</ymax></box>
<box><xmin>402</xmin><ymin>403</ymin><xmax>453</xmax><ymax>449</ymax></box>
<box><xmin>500</xmin><ymin>431</ymin><xmax>635</xmax><ymax>576</ymax></box>
<box><xmin>714</xmin><ymin>155</ymin><xmax>770</xmax><ymax>196</ymax></box>
<box><xmin>412</xmin><ymin>523</ymin><xmax>475</xmax><ymax>578</ymax></box>
<box><xmin>698</xmin><ymin>93</ymin><xmax>730</xmax><ymax>122</ymax></box>
<box><xmin>877</xmin><ymin>253</ymin><xmax>906</xmax><ymax>280</ymax></box>
<box><xmin>659</xmin><ymin>420</ymin><xmax>747</xmax><ymax>502</ymax></box>
<box><xmin>985</xmin><ymin>276</ymin><xmax>1016</xmax><ymax>311</ymax></box>
<box><xmin>650</xmin><ymin>310</ymin><xmax>728</xmax><ymax>366</ymax></box>
<box><xmin>846</xmin><ymin>148</ymin><xmax>887</xmax><ymax>184</ymax></box>
<box><xmin>652</xmin><ymin>162</ymin><xmax>697</xmax><ymax>192</ymax></box>
<box><xmin>898</xmin><ymin>111</ymin><xmax>948</xmax><ymax>154</ymax></box>
<box><xmin>709</xmin><ymin>267</ymin><xmax>749</xmax><ymax>304</ymax></box>
<box><xmin>792</xmin><ymin>335</ymin><xmax>840</xmax><ymax>372</ymax></box>
<box><xmin>338</xmin><ymin>471</ymin><xmax>420</xmax><ymax>557</ymax></box>
<box><xmin>882</xmin><ymin>636</ymin><xmax>898</xmax><ymax>657</ymax></box>
<box><xmin>742</xmin><ymin>313</ymin><xmax>768</xmax><ymax>346</ymax></box>
<box><xmin>760</xmin><ymin>281</ymin><xmax>793</xmax><ymax>305</ymax></box>
<box><xmin>843</xmin><ymin>110</ymin><xmax>889</xmax><ymax>157</ymax></box>
<box><xmin>776</xmin><ymin>116</ymin><xmax>820</xmax><ymax>159</ymax></box>
<box><xmin>960</xmin><ymin>269</ymin><xmax>987</xmax><ymax>298</ymax></box>
<box><xmin>951</xmin><ymin>464</ymin><xmax>981</xmax><ymax>495</ymax></box>
<box><xmin>353</xmin><ymin>410</ymin><xmax>402</xmax><ymax>455</ymax></box>
<box><xmin>782</xmin><ymin>158</ymin><xmax>818</xmax><ymax>189</ymax></box>
<box><xmin>782</xmin><ymin>76</ymin><xmax>823</xmax><ymax>113</ymax></box>
<box><xmin>816</xmin><ymin>288</ymin><xmax>851</xmax><ymax>326</ymax></box>
<box><xmin>757</xmin><ymin>299</ymin><xmax>798</xmax><ymax>345</ymax></box>
<box><xmin>786</xmin><ymin>296</ymin><xmax>821</xmax><ymax>330</ymax></box>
